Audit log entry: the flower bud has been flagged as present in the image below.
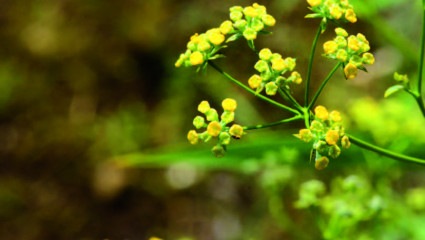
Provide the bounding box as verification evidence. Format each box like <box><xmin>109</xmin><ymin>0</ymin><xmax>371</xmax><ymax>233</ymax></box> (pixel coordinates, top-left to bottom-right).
<box><xmin>229</xmin><ymin>124</ymin><xmax>244</xmax><ymax>138</ymax></box>
<box><xmin>243</xmin><ymin>28</ymin><xmax>257</xmax><ymax>40</ymax></box>
<box><xmin>230</xmin><ymin>11</ymin><xmax>243</xmax><ymax>22</ymax></box>
<box><xmin>341</xmin><ymin>135</ymin><xmax>351</xmax><ymax>149</ymax></box>
<box><xmin>198</xmin><ymin>101</ymin><xmax>210</xmax><ymax>113</ymax></box>
<box><xmin>307</xmin><ymin>0</ymin><xmax>322</xmax><ymax>7</ymax></box>
<box><xmin>220</xmin><ymin>21</ymin><xmax>234</xmax><ymax>35</ymax></box>
<box><xmin>348</xmin><ymin>36</ymin><xmax>360</xmax><ymax>51</ymax></box>
<box><xmin>329</xmin><ymin>144</ymin><xmax>341</xmax><ymax>158</ymax></box>
<box><xmin>248</xmin><ymin>74</ymin><xmax>263</xmax><ymax>89</ymax></box>
<box><xmin>336</xmin><ymin>49</ymin><xmax>348</xmax><ymax>62</ymax></box>
<box><xmin>329</xmin><ymin>110</ymin><xmax>342</xmax><ymax>122</ymax></box>
<box><xmin>345</xmin><ymin>9</ymin><xmax>357</xmax><ymax>23</ymax></box>
<box><xmin>314</xmin><ymin>105</ymin><xmax>329</xmax><ymax>120</ymax></box>
<box><xmin>290</xmin><ymin>71</ymin><xmax>302</xmax><ymax>84</ymax></box>
<box><xmin>362</xmin><ymin>52</ymin><xmax>375</xmax><ymax>65</ymax></box>
<box><xmin>325</xmin><ymin>129</ymin><xmax>339</xmax><ymax>145</ymax></box>
<box><xmin>315</xmin><ymin>156</ymin><xmax>329</xmax><ymax>170</ymax></box>
<box><xmin>207</xmin><ymin>121</ymin><xmax>222</xmax><ymax>137</ymax></box>
<box><xmin>285</xmin><ymin>58</ymin><xmax>296</xmax><ymax>71</ymax></box>
<box><xmin>208</xmin><ymin>32</ymin><xmax>225</xmax><ymax>45</ymax></box>
<box><xmin>175</xmin><ymin>54</ymin><xmax>185</xmax><ymax>68</ymax></box>
<box><xmin>394</xmin><ymin>72</ymin><xmax>409</xmax><ymax>83</ymax></box>
<box><xmin>197</xmin><ymin>40</ymin><xmax>211</xmax><ymax>51</ymax></box>
<box><xmin>190</xmin><ymin>51</ymin><xmax>204</xmax><ymax>65</ymax></box>
<box><xmin>243</xmin><ymin>6</ymin><xmax>258</xmax><ymax>18</ymax></box>
<box><xmin>199</xmin><ymin>131</ymin><xmax>212</xmax><ymax>142</ymax></box>
<box><xmin>262</xmin><ymin>14</ymin><xmax>276</xmax><ymax>26</ymax></box>
<box><xmin>230</xmin><ymin>6</ymin><xmax>243</xmax><ymax>13</ymax></box>
<box><xmin>193</xmin><ymin>116</ymin><xmax>206</xmax><ymax>129</ymax></box>
<box><xmin>310</xmin><ymin>120</ymin><xmax>324</xmax><ymax>132</ymax></box>
<box><xmin>344</xmin><ymin>63</ymin><xmax>358</xmax><ymax>79</ymax></box>
<box><xmin>297</xmin><ymin>129</ymin><xmax>313</xmax><ymax>142</ymax></box>
<box><xmin>335</xmin><ymin>28</ymin><xmax>348</xmax><ymax>37</ymax></box>
<box><xmin>330</xmin><ymin>5</ymin><xmax>343</xmax><ymax>19</ymax></box>
<box><xmin>254</xmin><ymin>60</ymin><xmax>269</xmax><ymax>72</ymax></box>
<box><xmin>271</xmin><ymin>58</ymin><xmax>287</xmax><ymax>71</ymax></box>
<box><xmin>265</xmin><ymin>82</ymin><xmax>278</xmax><ymax>95</ymax></box>
<box><xmin>251</xmin><ymin>18</ymin><xmax>264</xmax><ymax>32</ymax></box>
<box><xmin>234</xmin><ymin>19</ymin><xmax>247</xmax><ymax>29</ymax></box>
<box><xmin>313</xmin><ymin>140</ymin><xmax>328</xmax><ymax>153</ymax></box>
<box><xmin>334</xmin><ymin>36</ymin><xmax>347</xmax><ymax>48</ymax></box>
<box><xmin>324</xmin><ymin>41</ymin><xmax>338</xmax><ymax>54</ymax></box>
<box><xmin>206</xmin><ymin>108</ymin><xmax>219</xmax><ymax>122</ymax></box>
<box><xmin>190</xmin><ymin>33</ymin><xmax>201</xmax><ymax>44</ymax></box>
<box><xmin>219</xmin><ymin>132</ymin><xmax>231</xmax><ymax>145</ymax></box>
<box><xmin>222</xmin><ymin>98</ymin><xmax>237</xmax><ymax>112</ymax></box>
<box><xmin>212</xmin><ymin>144</ymin><xmax>226</xmax><ymax>158</ymax></box>
<box><xmin>187</xmin><ymin>130</ymin><xmax>199</xmax><ymax>145</ymax></box>
<box><xmin>221</xmin><ymin>111</ymin><xmax>235</xmax><ymax>124</ymax></box>
<box><xmin>259</xmin><ymin>48</ymin><xmax>273</xmax><ymax>61</ymax></box>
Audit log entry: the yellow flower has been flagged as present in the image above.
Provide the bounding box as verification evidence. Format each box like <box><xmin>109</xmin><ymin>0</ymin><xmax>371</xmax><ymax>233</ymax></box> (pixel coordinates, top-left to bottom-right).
<box><xmin>220</xmin><ymin>21</ymin><xmax>233</xmax><ymax>35</ymax></box>
<box><xmin>190</xmin><ymin>33</ymin><xmax>200</xmax><ymax>44</ymax></box>
<box><xmin>348</xmin><ymin>37</ymin><xmax>360</xmax><ymax>51</ymax></box>
<box><xmin>262</xmin><ymin>14</ymin><xmax>276</xmax><ymax>26</ymax></box>
<box><xmin>259</xmin><ymin>48</ymin><xmax>272</xmax><ymax>60</ymax></box>
<box><xmin>207</xmin><ymin>121</ymin><xmax>222</xmax><ymax>137</ymax></box>
<box><xmin>187</xmin><ymin>130</ymin><xmax>199</xmax><ymax>145</ymax></box>
<box><xmin>271</xmin><ymin>58</ymin><xmax>287</xmax><ymax>71</ymax></box>
<box><xmin>190</xmin><ymin>51</ymin><xmax>204</xmax><ymax>65</ymax></box>
<box><xmin>291</xmin><ymin>71</ymin><xmax>302</xmax><ymax>84</ymax></box>
<box><xmin>307</xmin><ymin>0</ymin><xmax>322</xmax><ymax>7</ymax></box>
<box><xmin>298</xmin><ymin>129</ymin><xmax>313</xmax><ymax>142</ymax></box>
<box><xmin>329</xmin><ymin>110</ymin><xmax>342</xmax><ymax>122</ymax></box>
<box><xmin>314</xmin><ymin>105</ymin><xmax>329</xmax><ymax>120</ymax></box>
<box><xmin>323</xmin><ymin>41</ymin><xmax>338</xmax><ymax>54</ymax></box>
<box><xmin>244</xmin><ymin>6</ymin><xmax>258</xmax><ymax>18</ymax></box>
<box><xmin>315</xmin><ymin>156</ymin><xmax>329</xmax><ymax>170</ymax></box>
<box><xmin>229</xmin><ymin>124</ymin><xmax>244</xmax><ymax>138</ymax></box>
<box><xmin>325</xmin><ymin>129</ymin><xmax>339</xmax><ymax>145</ymax></box>
<box><xmin>344</xmin><ymin>63</ymin><xmax>358</xmax><ymax>79</ymax></box>
<box><xmin>335</xmin><ymin>28</ymin><xmax>348</xmax><ymax>37</ymax></box>
<box><xmin>198</xmin><ymin>40</ymin><xmax>211</xmax><ymax>51</ymax></box>
<box><xmin>248</xmin><ymin>74</ymin><xmax>263</xmax><ymax>89</ymax></box>
<box><xmin>341</xmin><ymin>135</ymin><xmax>351</xmax><ymax>149</ymax></box>
<box><xmin>222</xmin><ymin>98</ymin><xmax>237</xmax><ymax>112</ymax></box>
<box><xmin>345</xmin><ymin>9</ymin><xmax>357</xmax><ymax>23</ymax></box>
<box><xmin>363</xmin><ymin>52</ymin><xmax>375</xmax><ymax>65</ymax></box>
<box><xmin>330</xmin><ymin>5</ymin><xmax>343</xmax><ymax>19</ymax></box>
<box><xmin>198</xmin><ymin>101</ymin><xmax>211</xmax><ymax>113</ymax></box>
<box><xmin>208</xmin><ymin>32</ymin><xmax>225</xmax><ymax>45</ymax></box>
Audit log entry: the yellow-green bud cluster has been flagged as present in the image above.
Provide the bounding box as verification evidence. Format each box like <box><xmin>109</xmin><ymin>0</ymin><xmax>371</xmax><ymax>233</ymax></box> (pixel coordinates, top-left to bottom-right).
<box><xmin>229</xmin><ymin>3</ymin><xmax>276</xmax><ymax>41</ymax></box>
<box><xmin>323</xmin><ymin>28</ymin><xmax>375</xmax><ymax>79</ymax></box>
<box><xmin>187</xmin><ymin>99</ymin><xmax>245</xmax><ymax>158</ymax></box>
<box><xmin>306</xmin><ymin>0</ymin><xmax>357</xmax><ymax>23</ymax></box>
<box><xmin>175</xmin><ymin>25</ymin><xmax>233</xmax><ymax>68</ymax></box>
<box><xmin>294</xmin><ymin>105</ymin><xmax>350</xmax><ymax>170</ymax></box>
<box><xmin>394</xmin><ymin>72</ymin><xmax>409</xmax><ymax>84</ymax></box>
<box><xmin>248</xmin><ymin>48</ymin><xmax>302</xmax><ymax>96</ymax></box>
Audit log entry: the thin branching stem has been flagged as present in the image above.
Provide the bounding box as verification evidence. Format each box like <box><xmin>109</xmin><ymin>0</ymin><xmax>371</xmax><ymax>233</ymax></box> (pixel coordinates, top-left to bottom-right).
<box><xmin>308</xmin><ymin>62</ymin><xmax>342</xmax><ymax>110</ymax></box>
<box><xmin>305</xmin><ymin>26</ymin><xmax>322</xmax><ymax>107</ymax></box>
<box><xmin>208</xmin><ymin>61</ymin><xmax>300</xmax><ymax>115</ymax></box>
<box><xmin>347</xmin><ymin>134</ymin><xmax>425</xmax><ymax>166</ymax></box>
<box><xmin>243</xmin><ymin>115</ymin><xmax>303</xmax><ymax>130</ymax></box>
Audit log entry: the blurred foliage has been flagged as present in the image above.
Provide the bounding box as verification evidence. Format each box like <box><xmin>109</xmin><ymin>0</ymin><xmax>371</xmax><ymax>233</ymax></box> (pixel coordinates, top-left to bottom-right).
<box><xmin>0</xmin><ymin>0</ymin><xmax>424</xmax><ymax>239</ymax></box>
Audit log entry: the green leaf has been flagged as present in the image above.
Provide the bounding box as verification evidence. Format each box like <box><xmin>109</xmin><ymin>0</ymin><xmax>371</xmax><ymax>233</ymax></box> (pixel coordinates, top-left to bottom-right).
<box><xmin>305</xmin><ymin>13</ymin><xmax>322</xmax><ymax>19</ymax></box>
<box><xmin>226</xmin><ymin>33</ymin><xmax>241</xmax><ymax>43</ymax></box>
<box><xmin>384</xmin><ymin>85</ymin><xmax>405</xmax><ymax>98</ymax></box>
<box><xmin>209</xmin><ymin>54</ymin><xmax>226</xmax><ymax>60</ymax></box>
<box><xmin>247</xmin><ymin>39</ymin><xmax>256</xmax><ymax>52</ymax></box>
<box><xmin>258</xmin><ymin>30</ymin><xmax>273</xmax><ymax>35</ymax></box>
<box><xmin>358</xmin><ymin>65</ymin><xmax>368</xmax><ymax>72</ymax></box>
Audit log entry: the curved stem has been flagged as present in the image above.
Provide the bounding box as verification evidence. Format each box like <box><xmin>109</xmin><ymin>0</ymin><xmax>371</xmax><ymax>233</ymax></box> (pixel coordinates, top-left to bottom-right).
<box><xmin>208</xmin><ymin>61</ymin><xmax>300</xmax><ymax>115</ymax></box>
<box><xmin>415</xmin><ymin>96</ymin><xmax>425</xmax><ymax>117</ymax></box>
<box><xmin>308</xmin><ymin>62</ymin><xmax>342</xmax><ymax>110</ymax></box>
<box><xmin>243</xmin><ymin>115</ymin><xmax>302</xmax><ymax>130</ymax></box>
<box><xmin>305</xmin><ymin>26</ymin><xmax>322</xmax><ymax>107</ymax></box>
<box><xmin>418</xmin><ymin>3</ymin><xmax>425</xmax><ymax>95</ymax></box>
<box><xmin>347</xmin><ymin>134</ymin><xmax>425</xmax><ymax>166</ymax></box>
<box><xmin>278</xmin><ymin>88</ymin><xmax>303</xmax><ymax>111</ymax></box>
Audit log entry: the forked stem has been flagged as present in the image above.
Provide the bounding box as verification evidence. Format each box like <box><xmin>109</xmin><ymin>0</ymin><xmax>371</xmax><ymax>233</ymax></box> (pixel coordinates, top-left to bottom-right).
<box><xmin>305</xmin><ymin>26</ymin><xmax>322</xmax><ymax>106</ymax></box>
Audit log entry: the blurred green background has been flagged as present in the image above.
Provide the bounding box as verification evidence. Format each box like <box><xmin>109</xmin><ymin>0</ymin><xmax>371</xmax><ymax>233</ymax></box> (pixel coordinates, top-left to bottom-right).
<box><xmin>0</xmin><ymin>0</ymin><xmax>425</xmax><ymax>239</ymax></box>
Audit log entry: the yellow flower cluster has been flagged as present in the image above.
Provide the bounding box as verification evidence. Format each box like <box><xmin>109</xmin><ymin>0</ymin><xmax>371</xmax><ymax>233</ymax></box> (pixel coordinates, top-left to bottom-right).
<box><xmin>187</xmin><ymin>99</ymin><xmax>244</xmax><ymax>157</ymax></box>
<box><xmin>229</xmin><ymin>3</ymin><xmax>276</xmax><ymax>41</ymax></box>
<box><xmin>175</xmin><ymin>3</ymin><xmax>276</xmax><ymax>69</ymax></box>
<box><xmin>306</xmin><ymin>0</ymin><xmax>357</xmax><ymax>23</ymax></box>
<box><xmin>323</xmin><ymin>28</ymin><xmax>375</xmax><ymax>79</ymax></box>
<box><xmin>248</xmin><ymin>48</ymin><xmax>302</xmax><ymax>96</ymax></box>
<box><xmin>175</xmin><ymin>25</ymin><xmax>231</xmax><ymax>68</ymax></box>
<box><xmin>294</xmin><ymin>105</ymin><xmax>350</xmax><ymax>170</ymax></box>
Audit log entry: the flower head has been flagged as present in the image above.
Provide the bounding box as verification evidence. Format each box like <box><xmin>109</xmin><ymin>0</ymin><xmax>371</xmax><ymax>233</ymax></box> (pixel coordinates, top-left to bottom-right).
<box><xmin>306</xmin><ymin>0</ymin><xmax>357</xmax><ymax>24</ymax></box>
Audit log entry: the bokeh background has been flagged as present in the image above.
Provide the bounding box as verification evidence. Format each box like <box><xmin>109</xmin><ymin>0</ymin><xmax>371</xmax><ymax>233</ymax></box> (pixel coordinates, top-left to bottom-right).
<box><xmin>0</xmin><ymin>0</ymin><xmax>425</xmax><ymax>239</ymax></box>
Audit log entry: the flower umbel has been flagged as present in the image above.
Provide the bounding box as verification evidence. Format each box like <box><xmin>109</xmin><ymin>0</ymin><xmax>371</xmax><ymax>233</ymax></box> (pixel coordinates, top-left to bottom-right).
<box><xmin>306</xmin><ymin>0</ymin><xmax>357</xmax><ymax>23</ymax></box>
<box><xmin>295</xmin><ymin>105</ymin><xmax>350</xmax><ymax>170</ymax></box>
<box><xmin>187</xmin><ymin>99</ymin><xmax>245</xmax><ymax>157</ymax></box>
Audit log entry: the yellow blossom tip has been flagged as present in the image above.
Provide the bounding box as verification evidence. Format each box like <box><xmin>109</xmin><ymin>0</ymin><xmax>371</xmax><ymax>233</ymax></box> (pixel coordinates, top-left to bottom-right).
<box><xmin>344</xmin><ymin>63</ymin><xmax>358</xmax><ymax>79</ymax></box>
<box><xmin>198</xmin><ymin>101</ymin><xmax>210</xmax><ymax>113</ymax></box>
<box><xmin>222</xmin><ymin>98</ymin><xmax>237</xmax><ymax>112</ymax></box>
<box><xmin>187</xmin><ymin>130</ymin><xmax>199</xmax><ymax>145</ymax></box>
<box><xmin>324</xmin><ymin>41</ymin><xmax>338</xmax><ymax>54</ymax></box>
<box><xmin>207</xmin><ymin>121</ymin><xmax>222</xmax><ymax>137</ymax></box>
<box><xmin>307</xmin><ymin>0</ymin><xmax>322</xmax><ymax>7</ymax></box>
<box><xmin>330</xmin><ymin>110</ymin><xmax>342</xmax><ymax>122</ymax></box>
<box><xmin>315</xmin><ymin>156</ymin><xmax>329</xmax><ymax>170</ymax></box>
<box><xmin>325</xmin><ymin>130</ymin><xmax>340</xmax><ymax>145</ymax></box>
<box><xmin>314</xmin><ymin>105</ymin><xmax>329</xmax><ymax>120</ymax></box>
<box><xmin>190</xmin><ymin>51</ymin><xmax>204</xmax><ymax>66</ymax></box>
<box><xmin>229</xmin><ymin>124</ymin><xmax>244</xmax><ymax>138</ymax></box>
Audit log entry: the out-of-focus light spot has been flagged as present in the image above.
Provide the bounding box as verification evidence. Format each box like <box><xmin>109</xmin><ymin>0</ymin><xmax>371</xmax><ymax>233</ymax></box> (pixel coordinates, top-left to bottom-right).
<box><xmin>93</xmin><ymin>162</ymin><xmax>126</xmax><ymax>198</ymax></box>
<box><xmin>213</xmin><ymin>212</ymin><xmax>241</xmax><ymax>240</ymax></box>
<box><xmin>166</xmin><ymin>162</ymin><xmax>197</xmax><ymax>189</ymax></box>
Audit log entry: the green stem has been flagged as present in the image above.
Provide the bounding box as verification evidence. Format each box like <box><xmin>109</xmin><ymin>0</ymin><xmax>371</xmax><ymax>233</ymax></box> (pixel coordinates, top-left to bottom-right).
<box><xmin>305</xmin><ymin>26</ymin><xmax>322</xmax><ymax>107</ymax></box>
<box><xmin>308</xmin><ymin>62</ymin><xmax>342</xmax><ymax>110</ymax></box>
<box><xmin>208</xmin><ymin>61</ymin><xmax>300</xmax><ymax>115</ymax></box>
<box><xmin>347</xmin><ymin>134</ymin><xmax>425</xmax><ymax>166</ymax></box>
<box><xmin>278</xmin><ymin>88</ymin><xmax>303</xmax><ymax>111</ymax></box>
<box><xmin>418</xmin><ymin>3</ymin><xmax>425</xmax><ymax>95</ymax></box>
<box><xmin>415</xmin><ymin>96</ymin><xmax>425</xmax><ymax>117</ymax></box>
<box><xmin>243</xmin><ymin>115</ymin><xmax>302</xmax><ymax>130</ymax></box>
